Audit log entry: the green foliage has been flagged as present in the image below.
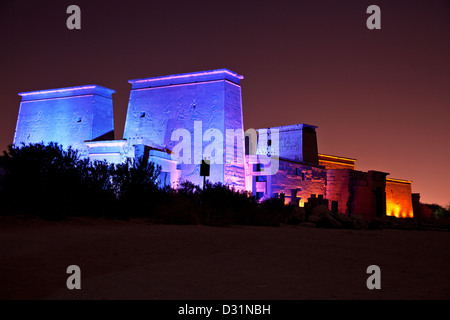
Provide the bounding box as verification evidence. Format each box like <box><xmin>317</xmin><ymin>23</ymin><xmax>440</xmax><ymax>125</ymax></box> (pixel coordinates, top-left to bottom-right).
<box><xmin>428</xmin><ymin>204</ymin><xmax>450</xmax><ymax>219</ymax></box>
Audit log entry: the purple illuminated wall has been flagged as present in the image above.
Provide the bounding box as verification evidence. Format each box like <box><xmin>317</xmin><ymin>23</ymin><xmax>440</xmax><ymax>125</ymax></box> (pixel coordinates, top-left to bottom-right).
<box><xmin>14</xmin><ymin>85</ymin><xmax>115</xmax><ymax>154</ymax></box>
<box><xmin>123</xmin><ymin>69</ymin><xmax>246</xmax><ymax>189</ymax></box>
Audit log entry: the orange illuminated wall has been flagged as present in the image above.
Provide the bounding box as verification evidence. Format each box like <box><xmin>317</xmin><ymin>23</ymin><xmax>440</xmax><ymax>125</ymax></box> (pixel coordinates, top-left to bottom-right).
<box><xmin>318</xmin><ymin>154</ymin><xmax>356</xmax><ymax>170</ymax></box>
<box><xmin>385</xmin><ymin>178</ymin><xmax>414</xmax><ymax>218</ymax></box>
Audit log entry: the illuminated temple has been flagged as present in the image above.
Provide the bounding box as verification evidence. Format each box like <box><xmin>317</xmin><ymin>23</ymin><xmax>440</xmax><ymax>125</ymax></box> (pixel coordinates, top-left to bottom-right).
<box><xmin>14</xmin><ymin>69</ymin><xmax>418</xmax><ymax>220</ymax></box>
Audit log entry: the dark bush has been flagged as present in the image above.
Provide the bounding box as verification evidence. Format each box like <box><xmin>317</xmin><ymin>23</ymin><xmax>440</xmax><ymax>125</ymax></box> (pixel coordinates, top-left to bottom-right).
<box><xmin>428</xmin><ymin>204</ymin><xmax>450</xmax><ymax>219</ymax></box>
<box><xmin>0</xmin><ymin>143</ymin><xmax>83</xmax><ymax>219</ymax></box>
<box><xmin>0</xmin><ymin>143</ymin><xmax>146</xmax><ymax>219</ymax></box>
<box><xmin>0</xmin><ymin>142</ymin><xmax>289</xmax><ymax>226</ymax></box>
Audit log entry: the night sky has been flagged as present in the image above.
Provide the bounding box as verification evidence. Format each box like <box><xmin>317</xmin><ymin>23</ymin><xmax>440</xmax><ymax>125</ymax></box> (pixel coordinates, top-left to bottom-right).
<box><xmin>1</xmin><ymin>0</ymin><xmax>449</xmax><ymax>206</ymax></box>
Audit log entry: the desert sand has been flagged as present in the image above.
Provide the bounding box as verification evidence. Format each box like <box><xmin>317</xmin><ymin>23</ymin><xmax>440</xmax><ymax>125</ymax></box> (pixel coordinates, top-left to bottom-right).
<box><xmin>0</xmin><ymin>215</ymin><xmax>448</xmax><ymax>300</ymax></box>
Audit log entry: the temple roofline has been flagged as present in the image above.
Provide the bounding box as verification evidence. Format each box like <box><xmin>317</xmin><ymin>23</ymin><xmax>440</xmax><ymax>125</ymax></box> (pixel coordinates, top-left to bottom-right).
<box><xmin>18</xmin><ymin>85</ymin><xmax>115</xmax><ymax>101</ymax></box>
<box><xmin>128</xmin><ymin>68</ymin><xmax>244</xmax><ymax>89</ymax></box>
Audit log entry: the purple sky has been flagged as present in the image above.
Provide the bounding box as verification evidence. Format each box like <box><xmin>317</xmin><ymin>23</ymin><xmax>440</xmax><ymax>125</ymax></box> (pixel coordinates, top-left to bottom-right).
<box><xmin>1</xmin><ymin>0</ymin><xmax>449</xmax><ymax>206</ymax></box>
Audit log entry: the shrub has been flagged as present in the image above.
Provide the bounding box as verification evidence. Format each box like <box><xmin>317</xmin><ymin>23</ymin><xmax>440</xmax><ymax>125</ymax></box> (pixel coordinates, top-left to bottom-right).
<box><xmin>429</xmin><ymin>204</ymin><xmax>450</xmax><ymax>219</ymax></box>
<box><xmin>0</xmin><ymin>143</ymin><xmax>82</xmax><ymax>219</ymax></box>
<box><xmin>0</xmin><ymin>142</ymin><xmax>290</xmax><ymax>226</ymax></box>
<box><xmin>0</xmin><ymin>143</ymin><xmax>160</xmax><ymax>219</ymax></box>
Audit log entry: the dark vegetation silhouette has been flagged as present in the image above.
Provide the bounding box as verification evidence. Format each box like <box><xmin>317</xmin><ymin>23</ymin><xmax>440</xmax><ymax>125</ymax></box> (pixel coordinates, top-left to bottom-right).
<box><xmin>0</xmin><ymin>142</ymin><xmax>288</xmax><ymax>225</ymax></box>
<box><xmin>427</xmin><ymin>203</ymin><xmax>450</xmax><ymax>219</ymax></box>
<box><xmin>1</xmin><ymin>142</ymin><xmax>447</xmax><ymax>228</ymax></box>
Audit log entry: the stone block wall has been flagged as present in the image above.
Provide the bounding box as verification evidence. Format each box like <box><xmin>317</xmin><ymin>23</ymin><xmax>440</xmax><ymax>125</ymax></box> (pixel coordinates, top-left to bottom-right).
<box><xmin>386</xmin><ymin>178</ymin><xmax>414</xmax><ymax>218</ymax></box>
<box><xmin>326</xmin><ymin>169</ymin><xmax>352</xmax><ymax>214</ymax></box>
<box><xmin>269</xmin><ymin>159</ymin><xmax>327</xmax><ymax>205</ymax></box>
<box><xmin>256</xmin><ymin>123</ymin><xmax>319</xmax><ymax>164</ymax></box>
<box><xmin>350</xmin><ymin>170</ymin><xmax>387</xmax><ymax>220</ymax></box>
<box><xmin>318</xmin><ymin>154</ymin><xmax>356</xmax><ymax>170</ymax></box>
<box><xmin>14</xmin><ymin>85</ymin><xmax>115</xmax><ymax>153</ymax></box>
<box><xmin>412</xmin><ymin>193</ymin><xmax>432</xmax><ymax>221</ymax></box>
<box><xmin>124</xmin><ymin>69</ymin><xmax>246</xmax><ymax>189</ymax></box>
<box><xmin>326</xmin><ymin>169</ymin><xmax>389</xmax><ymax>220</ymax></box>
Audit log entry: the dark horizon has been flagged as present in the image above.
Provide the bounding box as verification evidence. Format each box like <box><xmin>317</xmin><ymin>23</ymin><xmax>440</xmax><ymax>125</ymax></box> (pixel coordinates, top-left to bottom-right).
<box><xmin>1</xmin><ymin>0</ymin><xmax>449</xmax><ymax>206</ymax></box>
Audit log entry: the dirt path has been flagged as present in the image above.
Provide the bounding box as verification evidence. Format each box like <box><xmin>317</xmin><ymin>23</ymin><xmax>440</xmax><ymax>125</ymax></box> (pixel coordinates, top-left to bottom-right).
<box><xmin>0</xmin><ymin>216</ymin><xmax>448</xmax><ymax>299</ymax></box>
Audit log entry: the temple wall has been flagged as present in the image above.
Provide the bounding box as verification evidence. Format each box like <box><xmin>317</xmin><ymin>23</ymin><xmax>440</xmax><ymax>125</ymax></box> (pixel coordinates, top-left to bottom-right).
<box><xmin>11</xmin><ymin>70</ymin><xmax>420</xmax><ymax>219</ymax></box>
<box><xmin>412</xmin><ymin>193</ymin><xmax>432</xmax><ymax>221</ymax></box>
<box><xmin>350</xmin><ymin>185</ymin><xmax>373</xmax><ymax>220</ymax></box>
<box><xmin>256</xmin><ymin>124</ymin><xmax>318</xmax><ymax>164</ymax></box>
<box><xmin>350</xmin><ymin>171</ymin><xmax>387</xmax><ymax>221</ymax></box>
<box><xmin>267</xmin><ymin>160</ymin><xmax>326</xmax><ymax>205</ymax></box>
<box><xmin>318</xmin><ymin>154</ymin><xmax>356</xmax><ymax>170</ymax></box>
<box><xmin>326</xmin><ymin>169</ymin><xmax>388</xmax><ymax>220</ymax></box>
<box><xmin>124</xmin><ymin>69</ymin><xmax>246</xmax><ymax>189</ymax></box>
<box><xmin>14</xmin><ymin>85</ymin><xmax>115</xmax><ymax>153</ymax></box>
<box><xmin>223</xmin><ymin>81</ymin><xmax>246</xmax><ymax>190</ymax></box>
<box><xmin>386</xmin><ymin>179</ymin><xmax>414</xmax><ymax>218</ymax></box>
<box><xmin>326</xmin><ymin>169</ymin><xmax>352</xmax><ymax>214</ymax></box>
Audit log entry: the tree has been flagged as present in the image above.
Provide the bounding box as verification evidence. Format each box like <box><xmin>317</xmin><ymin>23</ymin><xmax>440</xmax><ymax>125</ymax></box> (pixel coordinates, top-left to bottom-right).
<box><xmin>111</xmin><ymin>156</ymin><xmax>161</xmax><ymax>217</ymax></box>
<box><xmin>112</xmin><ymin>157</ymin><xmax>161</xmax><ymax>197</ymax></box>
<box><xmin>0</xmin><ymin>143</ymin><xmax>164</xmax><ymax>219</ymax></box>
<box><xmin>0</xmin><ymin>142</ymin><xmax>81</xmax><ymax>218</ymax></box>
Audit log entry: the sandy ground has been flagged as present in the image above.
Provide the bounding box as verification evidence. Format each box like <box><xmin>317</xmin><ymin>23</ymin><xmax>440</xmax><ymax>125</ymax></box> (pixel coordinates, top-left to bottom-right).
<box><xmin>0</xmin><ymin>215</ymin><xmax>449</xmax><ymax>300</ymax></box>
